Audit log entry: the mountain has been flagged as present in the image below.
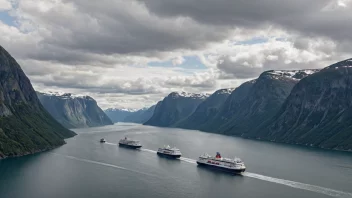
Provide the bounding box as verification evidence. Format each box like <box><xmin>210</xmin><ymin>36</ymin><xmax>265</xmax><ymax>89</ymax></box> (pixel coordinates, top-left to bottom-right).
<box><xmin>104</xmin><ymin>108</ymin><xmax>136</xmax><ymax>123</ymax></box>
<box><xmin>144</xmin><ymin>92</ymin><xmax>208</xmax><ymax>127</ymax></box>
<box><xmin>105</xmin><ymin>105</ymin><xmax>156</xmax><ymax>124</ymax></box>
<box><xmin>0</xmin><ymin>46</ymin><xmax>76</xmax><ymax>159</ymax></box>
<box><xmin>198</xmin><ymin>80</ymin><xmax>256</xmax><ymax>132</ymax></box>
<box><xmin>176</xmin><ymin>89</ymin><xmax>233</xmax><ymax>130</ymax></box>
<box><xmin>218</xmin><ymin>69</ymin><xmax>319</xmax><ymax>136</ymax></box>
<box><xmin>123</xmin><ymin>105</ymin><xmax>156</xmax><ymax>123</ymax></box>
<box><xmin>37</xmin><ymin>92</ymin><xmax>113</xmax><ymax>129</ymax></box>
<box><xmin>254</xmin><ymin>59</ymin><xmax>352</xmax><ymax>150</ymax></box>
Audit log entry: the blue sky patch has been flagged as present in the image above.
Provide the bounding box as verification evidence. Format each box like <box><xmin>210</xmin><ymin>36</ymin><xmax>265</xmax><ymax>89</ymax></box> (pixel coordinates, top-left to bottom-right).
<box><xmin>0</xmin><ymin>11</ymin><xmax>16</xmax><ymax>26</ymax></box>
<box><xmin>148</xmin><ymin>56</ymin><xmax>207</xmax><ymax>70</ymax></box>
<box><xmin>236</xmin><ymin>37</ymin><xmax>268</xmax><ymax>45</ymax></box>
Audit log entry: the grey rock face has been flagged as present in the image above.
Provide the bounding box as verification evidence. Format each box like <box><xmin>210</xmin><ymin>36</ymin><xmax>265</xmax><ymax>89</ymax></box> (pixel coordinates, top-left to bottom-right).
<box><xmin>37</xmin><ymin>92</ymin><xmax>113</xmax><ymax>129</ymax></box>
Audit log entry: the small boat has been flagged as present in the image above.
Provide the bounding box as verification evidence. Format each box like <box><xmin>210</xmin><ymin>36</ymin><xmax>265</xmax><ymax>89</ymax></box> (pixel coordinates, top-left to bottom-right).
<box><xmin>157</xmin><ymin>145</ymin><xmax>182</xmax><ymax>158</ymax></box>
<box><xmin>196</xmin><ymin>152</ymin><xmax>246</xmax><ymax>174</ymax></box>
<box><xmin>100</xmin><ymin>138</ymin><xmax>106</xmax><ymax>143</ymax></box>
<box><xmin>118</xmin><ymin>137</ymin><xmax>142</xmax><ymax>149</ymax></box>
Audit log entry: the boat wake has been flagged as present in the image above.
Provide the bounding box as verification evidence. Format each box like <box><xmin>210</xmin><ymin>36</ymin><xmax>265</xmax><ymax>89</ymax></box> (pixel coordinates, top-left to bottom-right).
<box><xmin>243</xmin><ymin>172</ymin><xmax>352</xmax><ymax>198</ymax></box>
<box><xmin>103</xmin><ymin>142</ymin><xmax>352</xmax><ymax>197</ymax></box>
<box><xmin>140</xmin><ymin>148</ymin><xmax>157</xmax><ymax>154</ymax></box>
<box><xmin>51</xmin><ymin>152</ymin><xmax>158</xmax><ymax>178</ymax></box>
<box><xmin>105</xmin><ymin>142</ymin><xmax>118</xmax><ymax>146</ymax></box>
<box><xmin>179</xmin><ymin>157</ymin><xmax>197</xmax><ymax>164</ymax></box>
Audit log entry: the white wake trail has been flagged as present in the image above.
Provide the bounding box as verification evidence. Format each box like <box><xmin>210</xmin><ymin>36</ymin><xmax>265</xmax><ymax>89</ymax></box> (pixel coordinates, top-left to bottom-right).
<box><xmin>243</xmin><ymin>172</ymin><xmax>352</xmax><ymax>198</ymax></box>
<box><xmin>104</xmin><ymin>142</ymin><xmax>352</xmax><ymax>197</ymax></box>
<box><xmin>105</xmin><ymin>142</ymin><xmax>118</xmax><ymax>146</ymax></box>
<box><xmin>179</xmin><ymin>157</ymin><xmax>197</xmax><ymax>164</ymax></box>
<box><xmin>140</xmin><ymin>148</ymin><xmax>157</xmax><ymax>153</ymax></box>
<box><xmin>51</xmin><ymin>153</ymin><xmax>157</xmax><ymax>178</ymax></box>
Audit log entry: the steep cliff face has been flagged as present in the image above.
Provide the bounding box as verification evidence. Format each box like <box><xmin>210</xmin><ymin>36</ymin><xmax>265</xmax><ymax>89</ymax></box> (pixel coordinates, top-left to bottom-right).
<box><xmin>123</xmin><ymin>105</ymin><xmax>156</xmax><ymax>123</ymax></box>
<box><xmin>176</xmin><ymin>89</ymin><xmax>233</xmax><ymax>130</ymax></box>
<box><xmin>37</xmin><ymin>92</ymin><xmax>113</xmax><ymax>129</ymax></box>
<box><xmin>144</xmin><ymin>92</ymin><xmax>208</xmax><ymax>127</ymax></box>
<box><xmin>0</xmin><ymin>46</ymin><xmax>76</xmax><ymax>159</ymax></box>
<box><xmin>199</xmin><ymin>80</ymin><xmax>256</xmax><ymax>132</ymax></box>
<box><xmin>256</xmin><ymin>59</ymin><xmax>352</xmax><ymax>150</ymax></box>
<box><xmin>220</xmin><ymin>70</ymin><xmax>318</xmax><ymax>135</ymax></box>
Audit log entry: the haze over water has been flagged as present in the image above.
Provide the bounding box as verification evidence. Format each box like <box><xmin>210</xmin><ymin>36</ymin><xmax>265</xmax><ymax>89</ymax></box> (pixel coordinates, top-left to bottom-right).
<box><xmin>1</xmin><ymin>123</ymin><xmax>352</xmax><ymax>198</ymax></box>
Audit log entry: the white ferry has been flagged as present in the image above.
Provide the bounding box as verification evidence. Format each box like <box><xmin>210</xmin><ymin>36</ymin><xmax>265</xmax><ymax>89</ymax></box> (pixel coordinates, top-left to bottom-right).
<box><xmin>118</xmin><ymin>137</ymin><xmax>142</xmax><ymax>149</ymax></box>
<box><xmin>196</xmin><ymin>152</ymin><xmax>246</xmax><ymax>173</ymax></box>
<box><xmin>157</xmin><ymin>145</ymin><xmax>182</xmax><ymax>158</ymax></box>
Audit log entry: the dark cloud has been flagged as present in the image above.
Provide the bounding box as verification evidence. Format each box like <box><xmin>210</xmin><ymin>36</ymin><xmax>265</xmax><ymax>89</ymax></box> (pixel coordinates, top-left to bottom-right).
<box><xmin>140</xmin><ymin>0</ymin><xmax>352</xmax><ymax>44</ymax></box>
<box><xmin>15</xmin><ymin>0</ymin><xmax>230</xmax><ymax>63</ymax></box>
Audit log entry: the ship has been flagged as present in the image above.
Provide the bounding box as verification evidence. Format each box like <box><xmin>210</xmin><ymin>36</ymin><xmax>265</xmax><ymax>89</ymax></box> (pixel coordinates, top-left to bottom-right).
<box><xmin>100</xmin><ymin>138</ymin><xmax>106</xmax><ymax>143</ymax></box>
<box><xmin>118</xmin><ymin>137</ymin><xmax>142</xmax><ymax>149</ymax></box>
<box><xmin>157</xmin><ymin>145</ymin><xmax>182</xmax><ymax>158</ymax></box>
<box><xmin>196</xmin><ymin>152</ymin><xmax>246</xmax><ymax>173</ymax></box>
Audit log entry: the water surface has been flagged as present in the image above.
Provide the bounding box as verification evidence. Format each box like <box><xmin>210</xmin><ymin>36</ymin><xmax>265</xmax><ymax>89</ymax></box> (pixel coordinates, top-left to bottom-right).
<box><xmin>1</xmin><ymin>123</ymin><xmax>352</xmax><ymax>198</ymax></box>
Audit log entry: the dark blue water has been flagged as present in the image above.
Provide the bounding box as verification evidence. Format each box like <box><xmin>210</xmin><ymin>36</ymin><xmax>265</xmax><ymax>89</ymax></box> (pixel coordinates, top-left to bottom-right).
<box><xmin>1</xmin><ymin>123</ymin><xmax>352</xmax><ymax>198</ymax></box>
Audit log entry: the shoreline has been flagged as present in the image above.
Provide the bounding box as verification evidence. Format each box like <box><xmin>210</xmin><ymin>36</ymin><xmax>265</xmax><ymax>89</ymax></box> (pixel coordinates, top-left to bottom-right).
<box><xmin>0</xmin><ymin>141</ymin><xmax>67</xmax><ymax>160</ymax></box>
<box><xmin>143</xmin><ymin>123</ymin><xmax>352</xmax><ymax>154</ymax></box>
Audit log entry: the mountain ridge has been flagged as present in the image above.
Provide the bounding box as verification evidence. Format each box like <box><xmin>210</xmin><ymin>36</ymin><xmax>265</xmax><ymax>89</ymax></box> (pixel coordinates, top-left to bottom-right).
<box><xmin>0</xmin><ymin>45</ymin><xmax>76</xmax><ymax>159</ymax></box>
<box><xmin>142</xmin><ymin>64</ymin><xmax>352</xmax><ymax>151</ymax></box>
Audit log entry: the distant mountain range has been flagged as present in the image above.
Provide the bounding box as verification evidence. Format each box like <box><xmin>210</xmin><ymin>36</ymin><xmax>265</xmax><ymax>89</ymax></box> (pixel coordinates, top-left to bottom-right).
<box><xmin>37</xmin><ymin>92</ymin><xmax>113</xmax><ymax>129</ymax></box>
<box><xmin>144</xmin><ymin>62</ymin><xmax>352</xmax><ymax>151</ymax></box>
<box><xmin>105</xmin><ymin>105</ymin><xmax>155</xmax><ymax>124</ymax></box>
<box><xmin>0</xmin><ymin>46</ymin><xmax>76</xmax><ymax>159</ymax></box>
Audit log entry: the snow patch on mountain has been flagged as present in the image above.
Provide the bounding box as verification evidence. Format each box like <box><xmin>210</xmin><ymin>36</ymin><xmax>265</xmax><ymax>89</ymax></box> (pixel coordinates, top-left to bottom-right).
<box><xmin>105</xmin><ymin>108</ymin><xmax>139</xmax><ymax>112</ymax></box>
<box><xmin>214</xmin><ymin>88</ymin><xmax>235</xmax><ymax>95</ymax></box>
<box><xmin>40</xmin><ymin>92</ymin><xmax>93</xmax><ymax>100</ymax></box>
<box><xmin>266</xmin><ymin>69</ymin><xmax>320</xmax><ymax>80</ymax></box>
<box><xmin>169</xmin><ymin>92</ymin><xmax>210</xmax><ymax>99</ymax></box>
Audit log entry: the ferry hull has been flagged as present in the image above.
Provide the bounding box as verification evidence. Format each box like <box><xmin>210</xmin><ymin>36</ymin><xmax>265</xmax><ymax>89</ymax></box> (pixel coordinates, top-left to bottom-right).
<box><xmin>157</xmin><ymin>152</ymin><xmax>181</xmax><ymax>159</ymax></box>
<box><xmin>119</xmin><ymin>143</ymin><xmax>142</xmax><ymax>149</ymax></box>
<box><xmin>196</xmin><ymin>161</ymin><xmax>245</xmax><ymax>174</ymax></box>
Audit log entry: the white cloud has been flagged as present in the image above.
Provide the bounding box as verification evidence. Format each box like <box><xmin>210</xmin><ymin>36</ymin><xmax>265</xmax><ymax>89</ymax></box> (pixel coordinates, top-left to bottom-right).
<box><xmin>0</xmin><ymin>0</ymin><xmax>11</xmax><ymax>11</ymax></box>
<box><xmin>0</xmin><ymin>0</ymin><xmax>351</xmax><ymax>109</ymax></box>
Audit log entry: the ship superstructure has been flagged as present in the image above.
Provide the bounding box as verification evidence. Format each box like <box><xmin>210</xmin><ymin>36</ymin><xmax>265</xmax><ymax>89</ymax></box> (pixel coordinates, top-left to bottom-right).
<box><xmin>196</xmin><ymin>152</ymin><xmax>246</xmax><ymax>173</ymax></box>
<box><xmin>157</xmin><ymin>145</ymin><xmax>182</xmax><ymax>158</ymax></box>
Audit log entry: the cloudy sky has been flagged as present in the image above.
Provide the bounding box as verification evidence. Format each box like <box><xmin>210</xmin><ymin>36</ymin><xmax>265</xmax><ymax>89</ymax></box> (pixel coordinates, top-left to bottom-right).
<box><xmin>0</xmin><ymin>0</ymin><xmax>351</xmax><ymax>109</ymax></box>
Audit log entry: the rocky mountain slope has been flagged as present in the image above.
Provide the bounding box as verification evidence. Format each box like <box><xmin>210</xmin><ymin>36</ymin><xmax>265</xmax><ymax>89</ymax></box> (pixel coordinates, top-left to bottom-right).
<box><xmin>176</xmin><ymin>89</ymin><xmax>233</xmax><ymax>129</ymax></box>
<box><xmin>0</xmin><ymin>46</ymin><xmax>76</xmax><ymax>159</ymax></box>
<box><xmin>144</xmin><ymin>92</ymin><xmax>208</xmax><ymax>127</ymax></box>
<box><xmin>218</xmin><ymin>69</ymin><xmax>319</xmax><ymax>136</ymax></box>
<box><xmin>199</xmin><ymin>80</ymin><xmax>256</xmax><ymax>132</ymax></box>
<box><xmin>37</xmin><ymin>92</ymin><xmax>113</xmax><ymax>129</ymax></box>
<box><xmin>255</xmin><ymin>59</ymin><xmax>352</xmax><ymax>150</ymax></box>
